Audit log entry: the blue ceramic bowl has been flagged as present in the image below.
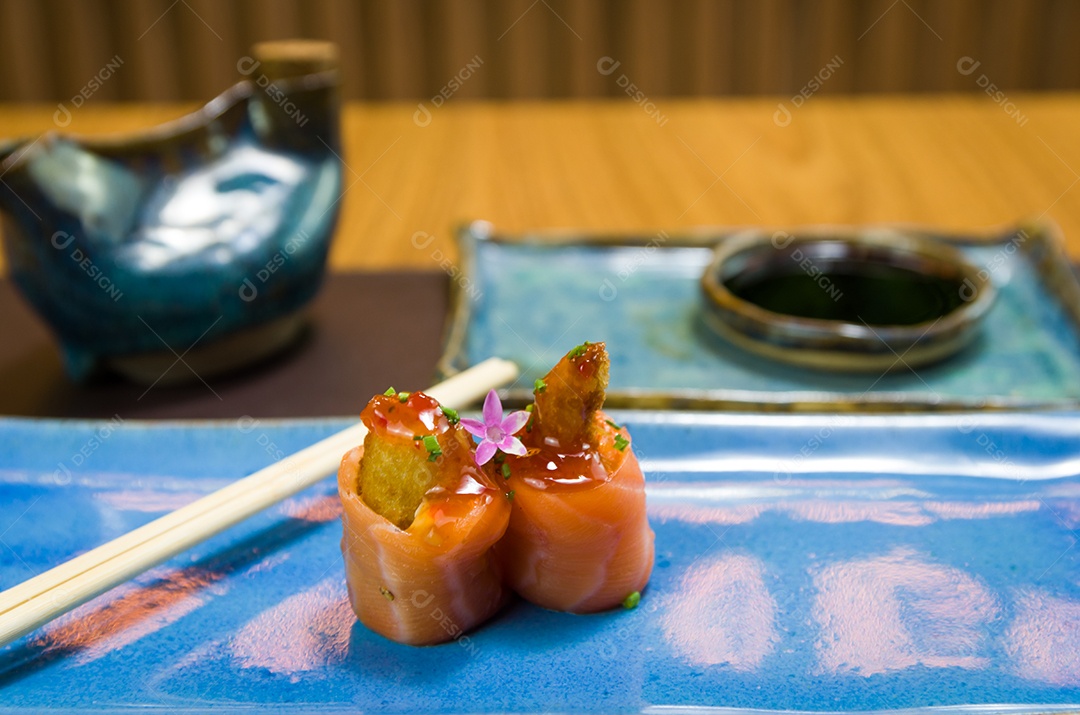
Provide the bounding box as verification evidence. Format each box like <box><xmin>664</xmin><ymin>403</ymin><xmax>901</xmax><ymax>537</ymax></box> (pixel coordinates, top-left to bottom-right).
<box><xmin>0</xmin><ymin>42</ymin><xmax>342</xmax><ymax>382</ymax></box>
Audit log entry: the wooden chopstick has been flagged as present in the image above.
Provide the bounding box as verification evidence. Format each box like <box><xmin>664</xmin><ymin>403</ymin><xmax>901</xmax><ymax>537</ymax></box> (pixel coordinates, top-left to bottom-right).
<box><xmin>0</xmin><ymin>358</ymin><xmax>519</xmax><ymax>648</ymax></box>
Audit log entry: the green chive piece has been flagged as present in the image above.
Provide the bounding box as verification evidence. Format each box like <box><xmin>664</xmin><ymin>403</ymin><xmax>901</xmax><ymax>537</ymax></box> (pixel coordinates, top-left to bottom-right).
<box><xmin>622</xmin><ymin>591</ymin><xmax>641</xmax><ymax>609</ymax></box>
<box><xmin>501</xmin><ymin>463</ymin><xmax>512</xmax><ymax>479</ymax></box>
<box><xmin>422</xmin><ymin>434</ymin><xmax>442</xmax><ymax>461</ymax></box>
<box><xmin>605</xmin><ymin>419</ymin><xmax>622</xmax><ymax>430</ymax></box>
<box><xmin>614</xmin><ymin>434</ymin><xmax>630</xmax><ymax>451</ymax></box>
<box><xmin>568</xmin><ymin>341</ymin><xmax>590</xmax><ymax>358</ymax></box>
<box><xmin>413</xmin><ymin>435</ymin><xmax>423</xmax><ymax>441</ymax></box>
<box><xmin>383</xmin><ymin>387</ymin><xmax>397</xmax><ymax>397</ymax></box>
<box><xmin>441</xmin><ymin>406</ymin><xmax>459</xmax><ymax>424</ymax></box>
<box><xmin>380</xmin><ymin>587</ymin><xmax>395</xmax><ymax>601</ymax></box>
<box><xmin>398</xmin><ymin>391</ymin><xmax>410</xmax><ymax>403</ymax></box>
<box><xmin>507</xmin><ymin>490</ymin><xmax>515</xmax><ymax>501</ymax></box>
<box><xmin>525</xmin><ymin>404</ymin><xmax>534</xmax><ymax>412</ymax></box>
<box><xmin>534</xmin><ymin>378</ymin><xmax>547</xmax><ymax>393</ymax></box>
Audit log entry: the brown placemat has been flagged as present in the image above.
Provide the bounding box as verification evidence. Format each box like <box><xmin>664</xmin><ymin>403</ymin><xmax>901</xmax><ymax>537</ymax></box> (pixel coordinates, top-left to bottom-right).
<box><xmin>0</xmin><ymin>271</ymin><xmax>449</xmax><ymax>420</ymax></box>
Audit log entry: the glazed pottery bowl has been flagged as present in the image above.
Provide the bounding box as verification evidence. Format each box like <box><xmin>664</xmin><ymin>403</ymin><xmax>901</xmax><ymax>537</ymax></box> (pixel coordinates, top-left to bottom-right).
<box><xmin>0</xmin><ymin>41</ymin><xmax>341</xmax><ymax>383</ymax></box>
<box><xmin>700</xmin><ymin>230</ymin><xmax>997</xmax><ymax>372</ymax></box>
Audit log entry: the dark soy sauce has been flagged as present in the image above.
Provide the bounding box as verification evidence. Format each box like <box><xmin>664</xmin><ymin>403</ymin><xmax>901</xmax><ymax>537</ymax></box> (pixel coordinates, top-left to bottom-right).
<box><xmin>725</xmin><ymin>261</ymin><xmax>969</xmax><ymax>326</ymax></box>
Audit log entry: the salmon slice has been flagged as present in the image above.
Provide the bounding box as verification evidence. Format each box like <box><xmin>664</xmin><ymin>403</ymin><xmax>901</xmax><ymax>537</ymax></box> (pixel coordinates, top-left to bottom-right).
<box><xmin>496</xmin><ymin>343</ymin><xmax>655</xmax><ymax>612</ymax></box>
<box><xmin>337</xmin><ymin>391</ymin><xmax>511</xmax><ymax>645</ymax></box>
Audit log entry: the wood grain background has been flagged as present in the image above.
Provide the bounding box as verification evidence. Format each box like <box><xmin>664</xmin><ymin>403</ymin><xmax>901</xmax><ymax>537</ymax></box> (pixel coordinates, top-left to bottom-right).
<box><xmin>0</xmin><ymin>0</ymin><xmax>1077</xmax><ymax>103</ymax></box>
<box><xmin>4</xmin><ymin>95</ymin><xmax>1076</xmax><ymax>271</ymax></box>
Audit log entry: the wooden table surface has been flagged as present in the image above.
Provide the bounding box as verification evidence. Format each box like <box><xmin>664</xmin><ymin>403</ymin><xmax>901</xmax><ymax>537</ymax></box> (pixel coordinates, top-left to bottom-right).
<box><xmin>1</xmin><ymin>94</ymin><xmax>1079</xmax><ymax>272</ymax></box>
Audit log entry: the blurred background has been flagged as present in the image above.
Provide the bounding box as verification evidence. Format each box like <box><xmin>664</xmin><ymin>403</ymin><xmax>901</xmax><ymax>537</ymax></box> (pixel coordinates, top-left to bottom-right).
<box><xmin>0</xmin><ymin>0</ymin><xmax>1076</xmax><ymax>103</ymax></box>
<box><xmin>2</xmin><ymin>0</ymin><xmax>1079</xmax><ymax>417</ymax></box>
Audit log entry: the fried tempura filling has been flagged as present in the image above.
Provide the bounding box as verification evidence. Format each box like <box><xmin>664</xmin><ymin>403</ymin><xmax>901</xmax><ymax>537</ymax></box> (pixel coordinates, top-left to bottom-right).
<box><xmin>531</xmin><ymin>341</ymin><xmax>611</xmax><ymax>450</ymax></box>
<box><xmin>356</xmin><ymin>390</ymin><xmax>467</xmax><ymax>530</ymax></box>
<box><xmin>357</xmin><ymin>436</ymin><xmax>446</xmax><ymax>529</ymax></box>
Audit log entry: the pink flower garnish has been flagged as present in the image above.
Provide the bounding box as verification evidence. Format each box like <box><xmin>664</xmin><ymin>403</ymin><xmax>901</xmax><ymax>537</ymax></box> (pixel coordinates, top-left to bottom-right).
<box><xmin>460</xmin><ymin>389</ymin><xmax>530</xmax><ymax>466</ymax></box>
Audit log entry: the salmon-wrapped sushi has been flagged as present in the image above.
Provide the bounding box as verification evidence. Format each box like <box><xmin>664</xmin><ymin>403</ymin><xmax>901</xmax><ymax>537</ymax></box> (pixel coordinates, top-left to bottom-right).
<box><xmin>477</xmin><ymin>342</ymin><xmax>655</xmax><ymax>613</ymax></box>
<box><xmin>337</xmin><ymin>389</ymin><xmax>511</xmax><ymax>645</ymax></box>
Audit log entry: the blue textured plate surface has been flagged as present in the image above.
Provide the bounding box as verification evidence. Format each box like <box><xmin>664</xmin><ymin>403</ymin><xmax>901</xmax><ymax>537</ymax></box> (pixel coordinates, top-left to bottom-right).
<box><xmin>442</xmin><ymin>222</ymin><xmax>1080</xmax><ymax>411</ymax></box>
<box><xmin>1</xmin><ymin>413</ymin><xmax>1079</xmax><ymax>713</ymax></box>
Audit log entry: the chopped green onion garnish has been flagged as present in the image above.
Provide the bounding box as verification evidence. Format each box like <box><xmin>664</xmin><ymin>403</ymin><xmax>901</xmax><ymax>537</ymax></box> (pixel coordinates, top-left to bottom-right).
<box><xmin>622</xmin><ymin>591</ymin><xmax>641</xmax><ymax>609</ymax></box>
<box><xmin>507</xmin><ymin>490</ymin><xmax>515</xmax><ymax>501</ymax></box>
<box><xmin>383</xmin><ymin>387</ymin><xmax>397</xmax><ymax>397</ymax></box>
<box><xmin>380</xmin><ymin>587</ymin><xmax>395</xmax><ymax>601</ymax></box>
<box><xmin>614</xmin><ymin>434</ymin><xmax>630</xmax><ymax>451</ymax></box>
<box><xmin>605</xmin><ymin>419</ymin><xmax>622</xmax><ymax>430</ymax></box>
<box><xmin>501</xmin><ymin>463</ymin><xmax>512</xmax><ymax>479</ymax></box>
<box><xmin>534</xmin><ymin>378</ymin><xmax>546</xmax><ymax>393</ymax></box>
<box><xmin>412</xmin><ymin>435</ymin><xmax>423</xmax><ymax>441</ymax></box>
<box><xmin>398</xmin><ymin>391</ymin><xmax>410</xmax><ymax>403</ymax></box>
<box><xmin>422</xmin><ymin>434</ymin><xmax>442</xmax><ymax>461</ymax></box>
<box><xmin>440</xmin><ymin>406</ymin><xmax>459</xmax><ymax>424</ymax></box>
<box><xmin>525</xmin><ymin>404</ymin><xmax>534</xmax><ymax>412</ymax></box>
<box><xmin>568</xmin><ymin>341</ymin><xmax>590</xmax><ymax>358</ymax></box>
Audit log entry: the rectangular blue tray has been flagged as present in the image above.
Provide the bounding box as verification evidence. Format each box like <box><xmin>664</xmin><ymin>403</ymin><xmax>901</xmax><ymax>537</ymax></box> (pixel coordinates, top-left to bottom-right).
<box><xmin>1</xmin><ymin>413</ymin><xmax>1079</xmax><ymax>713</ymax></box>
<box><xmin>441</xmin><ymin>221</ymin><xmax>1080</xmax><ymax>411</ymax></box>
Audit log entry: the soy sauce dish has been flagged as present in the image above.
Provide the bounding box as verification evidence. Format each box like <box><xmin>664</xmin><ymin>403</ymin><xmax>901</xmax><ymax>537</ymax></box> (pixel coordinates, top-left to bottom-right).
<box><xmin>700</xmin><ymin>231</ymin><xmax>996</xmax><ymax>372</ymax></box>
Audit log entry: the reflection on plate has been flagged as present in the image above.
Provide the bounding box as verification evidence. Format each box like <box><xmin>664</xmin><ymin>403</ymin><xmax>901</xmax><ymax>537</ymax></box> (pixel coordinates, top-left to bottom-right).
<box><xmin>440</xmin><ymin>220</ymin><xmax>1080</xmax><ymax>411</ymax></box>
<box><xmin>1</xmin><ymin>413</ymin><xmax>1079</xmax><ymax>712</ymax></box>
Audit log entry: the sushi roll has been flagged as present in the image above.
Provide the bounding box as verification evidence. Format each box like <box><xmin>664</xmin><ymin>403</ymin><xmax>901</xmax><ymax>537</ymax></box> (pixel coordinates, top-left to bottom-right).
<box><xmin>485</xmin><ymin>342</ymin><xmax>655</xmax><ymax>613</ymax></box>
<box><xmin>337</xmin><ymin>389</ymin><xmax>511</xmax><ymax>645</ymax></box>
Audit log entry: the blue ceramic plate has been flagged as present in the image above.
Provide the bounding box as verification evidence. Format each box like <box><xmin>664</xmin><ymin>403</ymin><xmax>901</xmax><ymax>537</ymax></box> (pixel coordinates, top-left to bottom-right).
<box><xmin>441</xmin><ymin>221</ymin><xmax>1080</xmax><ymax>411</ymax></box>
<box><xmin>1</xmin><ymin>413</ymin><xmax>1079</xmax><ymax>713</ymax></box>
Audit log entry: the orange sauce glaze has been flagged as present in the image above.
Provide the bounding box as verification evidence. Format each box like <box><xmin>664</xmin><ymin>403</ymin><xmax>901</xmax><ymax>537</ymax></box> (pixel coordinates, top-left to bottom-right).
<box><xmin>360</xmin><ymin>391</ymin><xmax>448</xmax><ymax>441</ymax></box>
